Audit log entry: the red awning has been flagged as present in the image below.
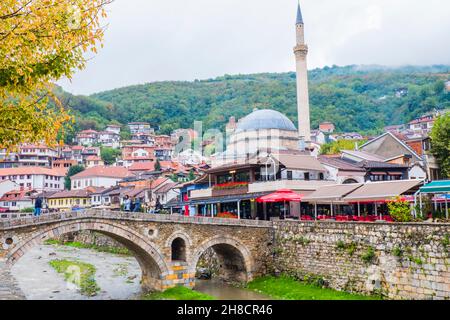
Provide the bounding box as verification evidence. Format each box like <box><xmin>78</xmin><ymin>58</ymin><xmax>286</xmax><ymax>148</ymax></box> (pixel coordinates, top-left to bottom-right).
<box><xmin>256</xmin><ymin>189</ymin><xmax>303</xmax><ymax>203</ymax></box>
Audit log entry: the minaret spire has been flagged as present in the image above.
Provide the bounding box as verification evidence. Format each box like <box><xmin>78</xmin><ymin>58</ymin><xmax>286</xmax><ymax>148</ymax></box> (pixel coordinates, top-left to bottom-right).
<box><xmin>294</xmin><ymin>1</ymin><xmax>311</xmax><ymax>145</ymax></box>
<box><xmin>296</xmin><ymin>2</ymin><xmax>303</xmax><ymax>25</ymax></box>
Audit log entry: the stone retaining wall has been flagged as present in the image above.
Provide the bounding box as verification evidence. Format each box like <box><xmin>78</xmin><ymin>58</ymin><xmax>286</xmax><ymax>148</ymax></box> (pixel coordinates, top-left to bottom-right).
<box><xmin>59</xmin><ymin>231</ymin><xmax>126</xmax><ymax>249</ymax></box>
<box><xmin>272</xmin><ymin>221</ymin><xmax>450</xmax><ymax>300</ymax></box>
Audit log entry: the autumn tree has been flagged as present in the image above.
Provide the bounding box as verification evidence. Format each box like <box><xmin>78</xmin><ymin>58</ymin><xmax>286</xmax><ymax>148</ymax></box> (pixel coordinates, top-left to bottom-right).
<box><xmin>0</xmin><ymin>0</ymin><xmax>112</xmax><ymax>150</ymax></box>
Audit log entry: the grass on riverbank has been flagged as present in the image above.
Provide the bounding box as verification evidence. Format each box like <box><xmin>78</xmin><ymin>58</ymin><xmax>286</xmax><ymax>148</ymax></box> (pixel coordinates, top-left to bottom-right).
<box><xmin>49</xmin><ymin>259</ymin><xmax>100</xmax><ymax>297</ymax></box>
<box><xmin>44</xmin><ymin>239</ymin><xmax>131</xmax><ymax>256</ymax></box>
<box><xmin>142</xmin><ymin>286</ymin><xmax>215</xmax><ymax>300</ymax></box>
<box><xmin>247</xmin><ymin>276</ymin><xmax>380</xmax><ymax>300</ymax></box>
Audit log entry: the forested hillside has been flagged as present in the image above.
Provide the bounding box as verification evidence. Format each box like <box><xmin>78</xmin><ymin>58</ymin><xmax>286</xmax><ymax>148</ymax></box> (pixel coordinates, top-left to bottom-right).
<box><xmin>58</xmin><ymin>65</ymin><xmax>450</xmax><ymax>141</ymax></box>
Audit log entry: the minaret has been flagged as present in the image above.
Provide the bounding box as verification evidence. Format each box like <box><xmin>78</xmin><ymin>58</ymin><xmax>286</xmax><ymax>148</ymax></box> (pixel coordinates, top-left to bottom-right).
<box><xmin>294</xmin><ymin>2</ymin><xmax>311</xmax><ymax>144</ymax></box>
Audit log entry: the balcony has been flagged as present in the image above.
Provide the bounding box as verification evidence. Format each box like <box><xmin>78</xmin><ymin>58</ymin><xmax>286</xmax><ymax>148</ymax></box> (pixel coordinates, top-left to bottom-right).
<box><xmin>212</xmin><ymin>182</ymin><xmax>249</xmax><ymax>197</ymax></box>
<box><xmin>190</xmin><ymin>188</ymin><xmax>212</xmax><ymax>199</ymax></box>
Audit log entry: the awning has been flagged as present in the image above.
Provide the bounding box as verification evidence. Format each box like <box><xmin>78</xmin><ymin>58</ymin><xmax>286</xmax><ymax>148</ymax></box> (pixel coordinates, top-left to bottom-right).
<box><xmin>420</xmin><ymin>180</ymin><xmax>450</xmax><ymax>194</ymax></box>
<box><xmin>303</xmin><ymin>184</ymin><xmax>363</xmax><ymax>203</ymax></box>
<box><xmin>343</xmin><ymin>180</ymin><xmax>423</xmax><ymax>202</ymax></box>
<box><xmin>372</xmin><ymin>172</ymin><xmax>387</xmax><ymax>175</ymax></box>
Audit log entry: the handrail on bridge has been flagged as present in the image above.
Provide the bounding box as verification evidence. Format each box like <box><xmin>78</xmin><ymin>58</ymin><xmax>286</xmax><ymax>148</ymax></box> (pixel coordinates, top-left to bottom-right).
<box><xmin>0</xmin><ymin>209</ymin><xmax>273</xmax><ymax>229</ymax></box>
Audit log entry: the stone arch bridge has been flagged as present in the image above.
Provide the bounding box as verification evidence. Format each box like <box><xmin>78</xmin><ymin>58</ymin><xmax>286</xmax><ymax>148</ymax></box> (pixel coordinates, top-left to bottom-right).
<box><xmin>0</xmin><ymin>210</ymin><xmax>273</xmax><ymax>291</ymax></box>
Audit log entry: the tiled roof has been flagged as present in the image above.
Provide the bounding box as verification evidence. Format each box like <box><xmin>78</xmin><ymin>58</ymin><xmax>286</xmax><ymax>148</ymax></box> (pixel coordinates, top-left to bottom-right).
<box><xmin>154</xmin><ymin>183</ymin><xmax>178</xmax><ymax>194</ymax></box>
<box><xmin>318</xmin><ymin>156</ymin><xmax>365</xmax><ymax>172</ymax></box>
<box><xmin>273</xmin><ymin>154</ymin><xmax>327</xmax><ymax>172</ymax></box>
<box><xmin>0</xmin><ymin>189</ymin><xmax>35</xmax><ymax>201</ymax></box>
<box><xmin>0</xmin><ymin>167</ymin><xmax>65</xmax><ymax>177</ymax></box>
<box><xmin>150</xmin><ymin>177</ymin><xmax>170</xmax><ymax>190</ymax></box>
<box><xmin>48</xmin><ymin>189</ymin><xmax>94</xmax><ymax>199</ymax></box>
<box><xmin>86</xmin><ymin>156</ymin><xmax>102</xmax><ymax>161</ymax></box>
<box><xmin>72</xmin><ymin>166</ymin><xmax>134</xmax><ymax>179</ymax></box>
<box><xmin>129</xmin><ymin>162</ymin><xmax>155</xmax><ymax>171</ymax></box>
<box><xmin>123</xmin><ymin>156</ymin><xmax>153</xmax><ymax>161</ymax></box>
<box><xmin>357</xmin><ymin>160</ymin><xmax>409</xmax><ymax>169</ymax></box>
<box><xmin>341</xmin><ymin>150</ymin><xmax>387</xmax><ymax>162</ymax></box>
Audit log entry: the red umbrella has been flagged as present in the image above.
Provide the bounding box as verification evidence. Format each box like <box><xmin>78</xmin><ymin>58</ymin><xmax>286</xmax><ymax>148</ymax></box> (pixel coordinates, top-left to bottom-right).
<box><xmin>256</xmin><ymin>189</ymin><xmax>304</xmax><ymax>219</ymax></box>
<box><xmin>256</xmin><ymin>189</ymin><xmax>303</xmax><ymax>203</ymax></box>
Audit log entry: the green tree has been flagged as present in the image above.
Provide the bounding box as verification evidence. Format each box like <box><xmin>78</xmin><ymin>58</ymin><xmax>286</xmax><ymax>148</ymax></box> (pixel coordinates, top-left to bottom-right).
<box><xmin>120</xmin><ymin>126</ymin><xmax>132</xmax><ymax>141</ymax></box>
<box><xmin>430</xmin><ymin>113</ymin><xmax>450</xmax><ymax>178</ymax></box>
<box><xmin>100</xmin><ymin>147</ymin><xmax>121</xmax><ymax>165</ymax></box>
<box><xmin>320</xmin><ymin>139</ymin><xmax>367</xmax><ymax>155</ymax></box>
<box><xmin>65</xmin><ymin>165</ymin><xmax>85</xmax><ymax>190</ymax></box>
<box><xmin>155</xmin><ymin>159</ymin><xmax>161</xmax><ymax>171</ymax></box>
<box><xmin>188</xmin><ymin>170</ymin><xmax>196</xmax><ymax>181</ymax></box>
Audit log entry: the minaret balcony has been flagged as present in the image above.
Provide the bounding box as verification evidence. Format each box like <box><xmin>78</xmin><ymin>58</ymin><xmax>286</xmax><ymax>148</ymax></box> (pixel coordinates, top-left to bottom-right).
<box><xmin>294</xmin><ymin>44</ymin><xmax>308</xmax><ymax>57</ymax></box>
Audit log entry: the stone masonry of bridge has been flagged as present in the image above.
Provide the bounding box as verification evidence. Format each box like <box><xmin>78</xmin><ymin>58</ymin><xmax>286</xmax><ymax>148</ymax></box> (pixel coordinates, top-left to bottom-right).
<box><xmin>0</xmin><ymin>210</ymin><xmax>273</xmax><ymax>292</ymax></box>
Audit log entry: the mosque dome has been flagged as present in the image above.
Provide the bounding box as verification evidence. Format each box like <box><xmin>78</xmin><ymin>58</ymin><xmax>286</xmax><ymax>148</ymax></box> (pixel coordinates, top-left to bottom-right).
<box><xmin>236</xmin><ymin>109</ymin><xmax>297</xmax><ymax>132</ymax></box>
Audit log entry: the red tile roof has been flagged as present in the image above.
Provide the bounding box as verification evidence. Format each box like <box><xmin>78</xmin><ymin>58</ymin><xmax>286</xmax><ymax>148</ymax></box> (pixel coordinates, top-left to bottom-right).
<box><xmin>71</xmin><ymin>166</ymin><xmax>134</xmax><ymax>179</ymax></box>
<box><xmin>86</xmin><ymin>156</ymin><xmax>102</xmax><ymax>161</ymax></box>
<box><xmin>123</xmin><ymin>156</ymin><xmax>153</xmax><ymax>161</ymax></box>
<box><xmin>0</xmin><ymin>189</ymin><xmax>35</xmax><ymax>201</ymax></box>
<box><xmin>129</xmin><ymin>162</ymin><xmax>156</xmax><ymax>172</ymax></box>
<box><xmin>0</xmin><ymin>167</ymin><xmax>65</xmax><ymax>177</ymax></box>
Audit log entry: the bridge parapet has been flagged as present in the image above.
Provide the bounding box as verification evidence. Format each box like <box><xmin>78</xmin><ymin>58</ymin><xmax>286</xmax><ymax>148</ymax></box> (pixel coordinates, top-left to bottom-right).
<box><xmin>0</xmin><ymin>209</ymin><xmax>272</xmax><ymax>230</ymax></box>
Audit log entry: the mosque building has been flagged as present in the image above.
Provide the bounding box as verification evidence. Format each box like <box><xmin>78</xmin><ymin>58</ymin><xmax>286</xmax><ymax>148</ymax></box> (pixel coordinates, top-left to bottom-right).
<box><xmin>217</xmin><ymin>2</ymin><xmax>312</xmax><ymax>165</ymax></box>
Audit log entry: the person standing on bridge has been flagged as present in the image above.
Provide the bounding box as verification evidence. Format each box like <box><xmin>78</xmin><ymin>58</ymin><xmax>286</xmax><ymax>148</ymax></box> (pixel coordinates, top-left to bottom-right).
<box><xmin>123</xmin><ymin>195</ymin><xmax>131</xmax><ymax>212</ymax></box>
<box><xmin>133</xmin><ymin>197</ymin><xmax>141</xmax><ymax>213</ymax></box>
<box><xmin>34</xmin><ymin>196</ymin><xmax>43</xmax><ymax>217</ymax></box>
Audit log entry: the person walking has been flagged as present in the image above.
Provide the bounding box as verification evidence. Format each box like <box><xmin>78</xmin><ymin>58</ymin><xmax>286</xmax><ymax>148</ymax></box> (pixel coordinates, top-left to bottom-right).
<box><xmin>123</xmin><ymin>195</ymin><xmax>131</xmax><ymax>212</ymax></box>
<box><xmin>34</xmin><ymin>196</ymin><xmax>43</xmax><ymax>217</ymax></box>
<box><xmin>133</xmin><ymin>197</ymin><xmax>141</xmax><ymax>213</ymax></box>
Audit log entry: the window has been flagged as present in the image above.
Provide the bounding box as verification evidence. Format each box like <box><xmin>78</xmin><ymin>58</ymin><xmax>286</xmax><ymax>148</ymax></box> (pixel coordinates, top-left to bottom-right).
<box><xmin>304</xmin><ymin>172</ymin><xmax>310</xmax><ymax>181</ymax></box>
<box><xmin>235</xmin><ymin>171</ymin><xmax>250</xmax><ymax>183</ymax></box>
<box><xmin>287</xmin><ymin>171</ymin><xmax>293</xmax><ymax>180</ymax></box>
<box><xmin>319</xmin><ymin>173</ymin><xmax>324</xmax><ymax>180</ymax></box>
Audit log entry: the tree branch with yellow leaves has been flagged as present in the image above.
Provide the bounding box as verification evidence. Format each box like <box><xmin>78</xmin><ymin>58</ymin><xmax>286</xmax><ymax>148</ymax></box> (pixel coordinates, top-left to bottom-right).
<box><xmin>0</xmin><ymin>0</ymin><xmax>113</xmax><ymax>151</ymax></box>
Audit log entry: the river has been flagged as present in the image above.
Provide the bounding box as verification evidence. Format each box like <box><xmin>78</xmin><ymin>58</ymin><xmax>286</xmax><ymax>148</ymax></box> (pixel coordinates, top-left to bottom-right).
<box><xmin>10</xmin><ymin>244</ymin><xmax>270</xmax><ymax>300</ymax></box>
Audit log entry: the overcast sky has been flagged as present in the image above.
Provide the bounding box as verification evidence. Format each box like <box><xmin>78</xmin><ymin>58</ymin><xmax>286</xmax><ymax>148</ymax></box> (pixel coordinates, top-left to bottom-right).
<box><xmin>58</xmin><ymin>0</ymin><xmax>450</xmax><ymax>95</ymax></box>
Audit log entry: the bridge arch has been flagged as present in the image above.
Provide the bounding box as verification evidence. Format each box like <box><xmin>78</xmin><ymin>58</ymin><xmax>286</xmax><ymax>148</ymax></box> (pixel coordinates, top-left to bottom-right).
<box><xmin>190</xmin><ymin>236</ymin><xmax>254</xmax><ymax>283</ymax></box>
<box><xmin>5</xmin><ymin>220</ymin><xmax>171</xmax><ymax>291</ymax></box>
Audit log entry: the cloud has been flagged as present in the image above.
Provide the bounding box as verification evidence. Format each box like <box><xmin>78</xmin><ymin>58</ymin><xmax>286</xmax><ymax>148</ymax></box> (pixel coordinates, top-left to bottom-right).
<box><xmin>58</xmin><ymin>0</ymin><xmax>450</xmax><ymax>95</ymax></box>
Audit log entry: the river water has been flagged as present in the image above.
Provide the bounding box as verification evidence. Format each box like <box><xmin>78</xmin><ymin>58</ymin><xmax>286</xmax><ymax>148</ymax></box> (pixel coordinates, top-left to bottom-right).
<box><xmin>10</xmin><ymin>244</ymin><xmax>270</xmax><ymax>300</ymax></box>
